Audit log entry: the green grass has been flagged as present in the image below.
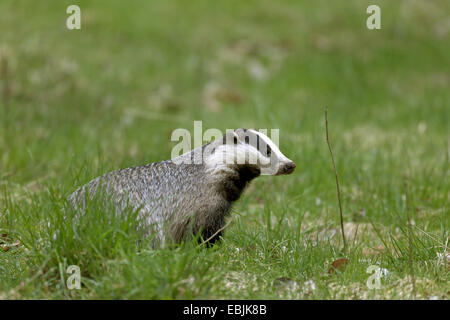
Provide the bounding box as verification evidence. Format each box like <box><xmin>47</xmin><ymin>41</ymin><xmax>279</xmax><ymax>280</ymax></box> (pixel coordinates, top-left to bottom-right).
<box><xmin>0</xmin><ymin>0</ymin><xmax>448</xmax><ymax>299</ymax></box>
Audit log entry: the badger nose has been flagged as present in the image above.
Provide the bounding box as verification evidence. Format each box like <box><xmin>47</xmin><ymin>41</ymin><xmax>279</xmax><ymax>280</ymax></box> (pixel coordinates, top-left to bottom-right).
<box><xmin>285</xmin><ymin>161</ymin><xmax>296</xmax><ymax>173</ymax></box>
<box><xmin>279</xmin><ymin>161</ymin><xmax>296</xmax><ymax>175</ymax></box>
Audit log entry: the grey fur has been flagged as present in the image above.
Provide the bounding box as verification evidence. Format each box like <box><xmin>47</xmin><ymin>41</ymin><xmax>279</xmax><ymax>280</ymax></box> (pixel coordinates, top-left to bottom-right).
<box><xmin>69</xmin><ymin>129</ymin><xmax>295</xmax><ymax>248</ymax></box>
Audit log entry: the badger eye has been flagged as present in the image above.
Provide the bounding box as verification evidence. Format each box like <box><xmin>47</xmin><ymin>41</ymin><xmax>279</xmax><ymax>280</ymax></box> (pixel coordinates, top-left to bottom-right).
<box><xmin>266</xmin><ymin>146</ymin><xmax>272</xmax><ymax>156</ymax></box>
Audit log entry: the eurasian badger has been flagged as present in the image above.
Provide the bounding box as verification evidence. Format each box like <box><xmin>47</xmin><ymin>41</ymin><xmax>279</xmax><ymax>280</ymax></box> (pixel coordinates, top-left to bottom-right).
<box><xmin>69</xmin><ymin>129</ymin><xmax>295</xmax><ymax>247</ymax></box>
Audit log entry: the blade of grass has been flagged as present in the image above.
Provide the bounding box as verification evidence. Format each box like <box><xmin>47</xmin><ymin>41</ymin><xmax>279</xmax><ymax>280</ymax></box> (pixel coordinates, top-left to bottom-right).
<box><xmin>325</xmin><ymin>107</ymin><xmax>346</xmax><ymax>252</ymax></box>
<box><xmin>404</xmin><ymin>181</ymin><xmax>416</xmax><ymax>299</ymax></box>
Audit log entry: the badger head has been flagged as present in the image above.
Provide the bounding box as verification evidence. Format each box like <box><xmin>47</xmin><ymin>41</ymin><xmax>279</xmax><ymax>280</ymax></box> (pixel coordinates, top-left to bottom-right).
<box><xmin>204</xmin><ymin>129</ymin><xmax>296</xmax><ymax>176</ymax></box>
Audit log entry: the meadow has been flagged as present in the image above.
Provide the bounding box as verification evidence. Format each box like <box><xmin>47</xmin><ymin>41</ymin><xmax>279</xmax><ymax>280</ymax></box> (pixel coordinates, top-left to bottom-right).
<box><xmin>0</xmin><ymin>0</ymin><xmax>448</xmax><ymax>299</ymax></box>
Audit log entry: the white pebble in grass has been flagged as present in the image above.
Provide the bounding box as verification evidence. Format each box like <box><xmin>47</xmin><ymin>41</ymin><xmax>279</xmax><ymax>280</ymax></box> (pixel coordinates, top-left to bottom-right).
<box><xmin>418</xmin><ymin>122</ymin><xmax>427</xmax><ymax>134</ymax></box>
<box><xmin>304</xmin><ymin>279</ymin><xmax>316</xmax><ymax>292</ymax></box>
<box><xmin>315</xmin><ymin>197</ymin><xmax>321</xmax><ymax>206</ymax></box>
<box><xmin>247</xmin><ymin>60</ymin><xmax>268</xmax><ymax>81</ymax></box>
<box><xmin>436</xmin><ymin>252</ymin><xmax>450</xmax><ymax>264</ymax></box>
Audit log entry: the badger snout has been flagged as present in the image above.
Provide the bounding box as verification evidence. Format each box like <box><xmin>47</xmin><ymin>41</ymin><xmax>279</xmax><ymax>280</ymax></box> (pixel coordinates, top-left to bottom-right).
<box><xmin>277</xmin><ymin>161</ymin><xmax>296</xmax><ymax>175</ymax></box>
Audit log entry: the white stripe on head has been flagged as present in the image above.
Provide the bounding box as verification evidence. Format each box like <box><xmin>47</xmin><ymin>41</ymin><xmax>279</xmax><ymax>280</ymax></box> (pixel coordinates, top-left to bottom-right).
<box><xmin>205</xmin><ymin>129</ymin><xmax>295</xmax><ymax>176</ymax></box>
<box><xmin>244</xmin><ymin>129</ymin><xmax>293</xmax><ymax>175</ymax></box>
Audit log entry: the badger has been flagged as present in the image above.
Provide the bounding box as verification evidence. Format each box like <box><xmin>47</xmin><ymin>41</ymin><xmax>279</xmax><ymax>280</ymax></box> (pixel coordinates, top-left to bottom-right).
<box><xmin>69</xmin><ymin>129</ymin><xmax>295</xmax><ymax>247</ymax></box>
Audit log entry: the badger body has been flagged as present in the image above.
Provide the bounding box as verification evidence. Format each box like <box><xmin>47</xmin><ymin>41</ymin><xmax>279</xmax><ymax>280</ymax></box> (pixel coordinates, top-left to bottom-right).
<box><xmin>69</xmin><ymin>129</ymin><xmax>295</xmax><ymax>247</ymax></box>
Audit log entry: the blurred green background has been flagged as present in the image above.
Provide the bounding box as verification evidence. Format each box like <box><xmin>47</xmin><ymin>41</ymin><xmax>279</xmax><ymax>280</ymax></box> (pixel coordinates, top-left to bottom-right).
<box><xmin>0</xmin><ymin>0</ymin><xmax>448</xmax><ymax>299</ymax></box>
<box><xmin>1</xmin><ymin>0</ymin><xmax>448</xmax><ymax>179</ymax></box>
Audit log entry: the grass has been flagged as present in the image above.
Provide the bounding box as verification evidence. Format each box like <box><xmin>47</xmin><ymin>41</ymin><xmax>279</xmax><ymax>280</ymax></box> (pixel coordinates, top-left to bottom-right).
<box><xmin>0</xmin><ymin>0</ymin><xmax>449</xmax><ymax>299</ymax></box>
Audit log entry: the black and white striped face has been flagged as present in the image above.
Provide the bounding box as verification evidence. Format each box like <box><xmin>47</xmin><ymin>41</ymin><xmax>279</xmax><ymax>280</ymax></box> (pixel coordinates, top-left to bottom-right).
<box><xmin>206</xmin><ymin>129</ymin><xmax>296</xmax><ymax>176</ymax></box>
